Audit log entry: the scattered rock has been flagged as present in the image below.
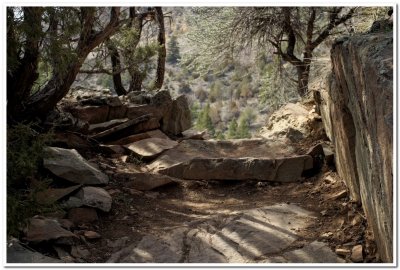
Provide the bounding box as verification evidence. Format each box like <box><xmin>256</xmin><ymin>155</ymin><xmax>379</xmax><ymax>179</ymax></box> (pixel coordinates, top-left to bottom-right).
<box><xmin>324</xmin><ymin>175</ymin><xmax>336</xmax><ymax>184</ymax></box>
<box><xmin>68</xmin><ymin>207</ymin><xmax>99</xmax><ymax>225</ymax></box>
<box><xmin>90</xmin><ymin>114</ymin><xmax>152</xmax><ymax>141</ymax></box>
<box><xmin>7</xmin><ymin>238</ymin><xmax>61</xmax><ymax>263</ymax></box>
<box><xmin>53</xmin><ymin>245</ymin><xmax>75</xmax><ymax>263</ymax></box>
<box><xmin>24</xmin><ymin>216</ymin><xmax>78</xmax><ymax>244</ymax></box>
<box><xmin>125</xmin><ymin>138</ymin><xmax>179</xmax><ymax>160</ymax></box>
<box><xmin>180</xmin><ymin>129</ymin><xmax>206</xmax><ymax>141</ymax></box>
<box><xmin>83</xmin><ymin>231</ymin><xmax>101</xmax><ymax>239</ymax></box>
<box><xmin>44</xmin><ymin>147</ymin><xmax>109</xmax><ymax>185</ymax></box>
<box><xmin>57</xmin><ymin>219</ymin><xmax>74</xmax><ymax>231</ymax></box>
<box><xmin>116</xmin><ymin>172</ymin><xmax>177</xmax><ymax>191</ymax></box>
<box><xmin>76</xmin><ymin>187</ymin><xmax>112</xmax><ymax>212</ymax></box>
<box><xmin>321</xmin><ymin>232</ymin><xmax>333</xmax><ymax>238</ymax></box>
<box><xmin>35</xmin><ymin>185</ymin><xmax>82</xmax><ymax>205</ymax></box>
<box><xmin>88</xmin><ymin>118</ymin><xmax>129</xmax><ymax>133</ymax></box>
<box><xmin>68</xmin><ymin>105</ymin><xmax>110</xmax><ymax>124</ymax></box>
<box><xmin>320</xmin><ymin>210</ymin><xmax>328</xmax><ymax>216</ymax></box>
<box><xmin>351</xmin><ymin>245</ymin><xmax>364</xmax><ymax>262</ymax></box>
<box><xmin>335</xmin><ymin>248</ymin><xmax>351</xmax><ymax>257</ymax></box>
<box><xmin>71</xmin><ymin>246</ymin><xmax>91</xmax><ymax>259</ymax></box>
<box><xmin>52</xmin><ymin>132</ymin><xmax>92</xmax><ymax>150</ymax></box>
<box><xmin>61</xmin><ymin>196</ymin><xmax>84</xmax><ymax>209</ymax></box>
<box><xmin>327</xmin><ymin>190</ymin><xmax>348</xmax><ymax>200</ymax></box>
<box><xmin>98</xmin><ymin>144</ymin><xmax>126</xmax><ymax>155</ymax></box>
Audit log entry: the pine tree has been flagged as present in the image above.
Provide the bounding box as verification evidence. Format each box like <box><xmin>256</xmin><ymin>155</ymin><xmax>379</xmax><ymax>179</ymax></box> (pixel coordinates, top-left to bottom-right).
<box><xmin>227</xmin><ymin>119</ymin><xmax>238</xmax><ymax>139</ymax></box>
<box><xmin>166</xmin><ymin>35</ymin><xmax>181</xmax><ymax>64</ymax></box>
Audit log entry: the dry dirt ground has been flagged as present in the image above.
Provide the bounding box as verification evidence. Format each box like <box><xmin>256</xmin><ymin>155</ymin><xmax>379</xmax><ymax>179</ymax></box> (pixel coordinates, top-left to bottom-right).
<box><xmin>73</xmin><ymin>139</ymin><xmax>378</xmax><ymax>263</ymax></box>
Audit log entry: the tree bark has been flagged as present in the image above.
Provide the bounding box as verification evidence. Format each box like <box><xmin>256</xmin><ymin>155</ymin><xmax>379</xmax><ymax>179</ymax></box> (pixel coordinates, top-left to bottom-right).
<box><xmin>7</xmin><ymin>7</ymin><xmax>43</xmax><ymax>121</ymax></box>
<box><xmin>153</xmin><ymin>7</ymin><xmax>166</xmax><ymax>90</ymax></box>
<box><xmin>23</xmin><ymin>7</ymin><xmax>121</xmax><ymax>120</ymax></box>
<box><xmin>108</xmin><ymin>42</ymin><xmax>127</xmax><ymax>96</ymax></box>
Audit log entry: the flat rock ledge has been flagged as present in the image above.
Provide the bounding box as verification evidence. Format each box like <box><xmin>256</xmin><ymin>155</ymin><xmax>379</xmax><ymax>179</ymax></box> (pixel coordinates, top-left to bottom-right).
<box><xmin>148</xmin><ymin>139</ymin><xmax>313</xmax><ymax>182</ymax></box>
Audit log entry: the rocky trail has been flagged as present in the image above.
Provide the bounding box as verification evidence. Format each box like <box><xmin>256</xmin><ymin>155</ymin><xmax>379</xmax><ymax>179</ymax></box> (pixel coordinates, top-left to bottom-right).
<box><xmin>7</xmin><ymin>89</ymin><xmax>377</xmax><ymax>264</ymax></box>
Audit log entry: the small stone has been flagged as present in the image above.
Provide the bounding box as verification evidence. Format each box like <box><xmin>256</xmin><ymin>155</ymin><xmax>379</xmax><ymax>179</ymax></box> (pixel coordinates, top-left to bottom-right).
<box><xmin>351</xmin><ymin>215</ymin><xmax>363</xmax><ymax>226</ymax></box>
<box><xmin>321</xmin><ymin>232</ymin><xmax>333</xmax><ymax>238</ymax></box>
<box><xmin>61</xmin><ymin>196</ymin><xmax>84</xmax><ymax>209</ymax></box>
<box><xmin>335</xmin><ymin>248</ymin><xmax>351</xmax><ymax>257</ymax></box>
<box><xmin>71</xmin><ymin>246</ymin><xmax>91</xmax><ymax>259</ymax></box>
<box><xmin>350</xmin><ymin>245</ymin><xmax>363</xmax><ymax>262</ymax></box>
<box><xmin>83</xmin><ymin>231</ymin><xmax>101</xmax><ymax>239</ymax></box>
<box><xmin>327</xmin><ymin>190</ymin><xmax>348</xmax><ymax>200</ymax></box>
<box><xmin>57</xmin><ymin>219</ymin><xmax>74</xmax><ymax>230</ymax></box>
<box><xmin>324</xmin><ymin>175</ymin><xmax>335</xmax><ymax>184</ymax></box>
<box><xmin>320</xmin><ymin>210</ymin><xmax>328</xmax><ymax>216</ymax></box>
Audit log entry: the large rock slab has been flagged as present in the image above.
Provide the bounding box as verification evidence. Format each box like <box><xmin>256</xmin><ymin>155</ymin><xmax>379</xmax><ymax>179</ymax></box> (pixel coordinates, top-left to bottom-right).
<box><xmin>316</xmin><ymin>32</ymin><xmax>393</xmax><ymax>262</ymax></box>
<box><xmin>107</xmin><ymin>203</ymin><xmax>333</xmax><ymax>263</ymax></box>
<box><xmin>76</xmin><ymin>187</ymin><xmax>112</xmax><ymax>212</ymax></box>
<box><xmin>148</xmin><ymin>139</ymin><xmax>312</xmax><ymax>182</ymax></box>
<box><xmin>7</xmin><ymin>239</ymin><xmax>61</xmax><ymax>263</ymax></box>
<box><xmin>125</xmin><ymin>138</ymin><xmax>179</xmax><ymax>160</ymax></box>
<box><xmin>44</xmin><ymin>147</ymin><xmax>109</xmax><ymax>185</ymax></box>
<box><xmin>24</xmin><ymin>216</ymin><xmax>78</xmax><ymax>244</ymax></box>
<box><xmin>35</xmin><ymin>185</ymin><xmax>82</xmax><ymax>205</ymax></box>
<box><xmin>68</xmin><ymin>105</ymin><xmax>109</xmax><ymax>124</ymax></box>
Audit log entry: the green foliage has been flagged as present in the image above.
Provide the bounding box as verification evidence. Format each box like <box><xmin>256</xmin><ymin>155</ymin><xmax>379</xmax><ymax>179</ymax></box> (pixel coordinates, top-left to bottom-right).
<box><xmin>226</xmin><ymin>119</ymin><xmax>238</xmax><ymax>139</ymax></box>
<box><xmin>196</xmin><ymin>103</ymin><xmax>215</xmax><ymax>136</ymax></box>
<box><xmin>167</xmin><ymin>35</ymin><xmax>181</xmax><ymax>64</ymax></box>
<box><xmin>7</xmin><ymin>123</ymin><xmax>55</xmax><ymax>237</ymax></box>
<box><xmin>190</xmin><ymin>101</ymin><xmax>201</xmax><ymax>123</ymax></box>
<box><xmin>215</xmin><ymin>130</ymin><xmax>226</xmax><ymax>140</ymax></box>
<box><xmin>237</xmin><ymin>117</ymin><xmax>251</xmax><ymax>138</ymax></box>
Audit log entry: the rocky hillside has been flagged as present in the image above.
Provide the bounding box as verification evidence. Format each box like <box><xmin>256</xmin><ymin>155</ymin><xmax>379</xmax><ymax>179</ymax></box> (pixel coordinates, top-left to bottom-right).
<box><xmin>315</xmin><ymin>30</ymin><xmax>393</xmax><ymax>262</ymax></box>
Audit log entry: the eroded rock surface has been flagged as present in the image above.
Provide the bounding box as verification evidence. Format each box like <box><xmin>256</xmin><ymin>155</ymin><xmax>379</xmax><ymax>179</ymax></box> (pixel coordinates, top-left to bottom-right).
<box><xmin>316</xmin><ymin>32</ymin><xmax>393</xmax><ymax>262</ymax></box>
<box><xmin>106</xmin><ymin>203</ymin><xmax>345</xmax><ymax>263</ymax></box>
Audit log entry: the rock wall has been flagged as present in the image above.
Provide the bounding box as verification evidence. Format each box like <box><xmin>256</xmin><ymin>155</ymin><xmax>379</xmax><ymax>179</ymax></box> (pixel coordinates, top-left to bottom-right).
<box><xmin>316</xmin><ymin>32</ymin><xmax>393</xmax><ymax>262</ymax></box>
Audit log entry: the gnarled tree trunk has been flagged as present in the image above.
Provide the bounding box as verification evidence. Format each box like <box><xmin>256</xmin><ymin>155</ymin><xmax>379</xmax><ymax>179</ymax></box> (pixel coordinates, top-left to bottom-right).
<box><xmin>153</xmin><ymin>7</ymin><xmax>166</xmax><ymax>90</ymax></box>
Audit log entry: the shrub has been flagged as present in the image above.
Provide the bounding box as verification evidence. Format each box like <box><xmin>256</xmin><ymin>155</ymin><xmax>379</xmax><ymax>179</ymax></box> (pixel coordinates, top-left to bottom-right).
<box><xmin>7</xmin><ymin>123</ymin><xmax>54</xmax><ymax>237</ymax></box>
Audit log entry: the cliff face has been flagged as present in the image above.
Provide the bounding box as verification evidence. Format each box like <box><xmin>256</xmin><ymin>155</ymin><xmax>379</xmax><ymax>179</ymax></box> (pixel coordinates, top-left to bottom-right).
<box><xmin>317</xmin><ymin>32</ymin><xmax>393</xmax><ymax>262</ymax></box>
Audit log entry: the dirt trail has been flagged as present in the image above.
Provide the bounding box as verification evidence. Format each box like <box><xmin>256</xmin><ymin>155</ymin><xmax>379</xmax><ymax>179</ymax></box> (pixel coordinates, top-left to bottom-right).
<box><xmin>80</xmin><ymin>151</ymin><xmax>375</xmax><ymax>263</ymax></box>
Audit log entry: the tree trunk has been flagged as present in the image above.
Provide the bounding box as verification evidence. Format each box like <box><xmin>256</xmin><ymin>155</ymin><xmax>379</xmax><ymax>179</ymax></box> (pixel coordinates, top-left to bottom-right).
<box><xmin>23</xmin><ymin>7</ymin><xmax>120</xmax><ymax>120</ymax></box>
<box><xmin>7</xmin><ymin>8</ymin><xmax>43</xmax><ymax>121</ymax></box>
<box><xmin>108</xmin><ymin>43</ymin><xmax>127</xmax><ymax>96</ymax></box>
<box><xmin>153</xmin><ymin>7</ymin><xmax>166</xmax><ymax>90</ymax></box>
<box><xmin>296</xmin><ymin>63</ymin><xmax>310</xmax><ymax>97</ymax></box>
<box><xmin>129</xmin><ymin>71</ymin><xmax>145</xmax><ymax>92</ymax></box>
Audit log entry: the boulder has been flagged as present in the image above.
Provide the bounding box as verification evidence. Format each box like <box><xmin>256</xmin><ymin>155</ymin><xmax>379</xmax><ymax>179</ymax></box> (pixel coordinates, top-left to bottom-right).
<box><xmin>68</xmin><ymin>105</ymin><xmax>109</xmax><ymax>124</ymax></box>
<box><xmin>161</xmin><ymin>95</ymin><xmax>191</xmax><ymax>135</ymax></box>
<box><xmin>180</xmin><ymin>129</ymin><xmax>206</xmax><ymax>141</ymax></box>
<box><xmin>115</xmin><ymin>172</ymin><xmax>177</xmax><ymax>191</ymax></box>
<box><xmin>24</xmin><ymin>216</ymin><xmax>78</xmax><ymax>244</ymax></box>
<box><xmin>44</xmin><ymin>147</ymin><xmax>109</xmax><ymax>185</ymax></box>
<box><xmin>315</xmin><ymin>32</ymin><xmax>393</xmax><ymax>262</ymax></box>
<box><xmin>52</xmin><ymin>132</ymin><xmax>92</xmax><ymax>150</ymax></box>
<box><xmin>75</xmin><ymin>187</ymin><xmax>112</xmax><ymax>212</ymax></box>
<box><xmin>149</xmin><ymin>139</ymin><xmax>312</xmax><ymax>182</ymax></box>
<box><xmin>125</xmin><ymin>138</ymin><xmax>178</xmax><ymax>160</ymax></box>
<box><xmin>259</xmin><ymin>103</ymin><xmax>322</xmax><ymax>141</ymax></box>
<box><xmin>7</xmin><ymin>238</ymin><xmax>61</xmax><ymax>263</ymax></box>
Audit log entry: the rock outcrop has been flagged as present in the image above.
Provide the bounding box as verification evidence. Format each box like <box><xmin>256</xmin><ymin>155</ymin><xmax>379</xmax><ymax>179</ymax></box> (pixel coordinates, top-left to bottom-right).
<box><xmin>315</xmin><ymin>32</ymin><xmax>393</xmax><ymax>262</ymax></box>
<box><xmin>148</xmin><ymin>139</ymin><xmax>313</xmax><ymax>182</ymax></box>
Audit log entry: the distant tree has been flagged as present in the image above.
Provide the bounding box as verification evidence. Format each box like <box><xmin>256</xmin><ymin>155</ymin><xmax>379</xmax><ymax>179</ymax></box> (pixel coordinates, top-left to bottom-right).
<box><xmin>226</xmin><ymin>119</ymin><xmax>238</xmax><ymax>139</ymax></box>
<box><xmin>237</xmin><ymin>117</ymin><xmax>251</xmax><ymax>138</ymax></box>
<box><xmin>186</xmin><ymin>7</ymin><xmax>357</xmax><ymax>97</ymax></box>
<box><xmin>196</xmin><ymin>103</ymin><xmax>215</xmax><ymax>136</ymax></box>
<box><xmin>195</xmin><ymin>87</ymin><xmax>208</xmax><ymax>102</ymax></box>
<box><xmin>166</xmin><ymin>35</ymin><xmax>181</xmax><ymax>64</ymax></box>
